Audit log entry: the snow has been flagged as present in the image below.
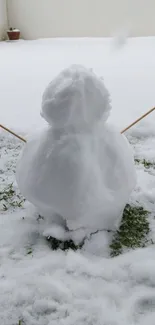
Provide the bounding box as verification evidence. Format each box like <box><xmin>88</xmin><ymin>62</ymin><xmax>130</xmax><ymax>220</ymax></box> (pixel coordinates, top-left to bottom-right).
<box><xmin>16</xmin><ymin>65</ymin><xmax>136</xmax><ymax>232</ymax></box>
<box><xmin>41</xmin><ymin>65</ymin><xmax>111</xmax><ymax>129</ymax></box>
<box><xmin>0</xmin><ymin>38</ymin><xmax>155</xmax><ymax>325</ymax></box>
<box><xmin>7</xmin><ymin>29</ymin><xmax>20</xmax><ymax>32</ymax></box>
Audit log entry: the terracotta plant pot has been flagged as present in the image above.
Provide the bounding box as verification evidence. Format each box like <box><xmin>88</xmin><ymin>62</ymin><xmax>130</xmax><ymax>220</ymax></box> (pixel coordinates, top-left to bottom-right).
<box><xmin>7</xmin><ymin>29</ymin><xmax>20</xmax><ymax>40</ymax></box>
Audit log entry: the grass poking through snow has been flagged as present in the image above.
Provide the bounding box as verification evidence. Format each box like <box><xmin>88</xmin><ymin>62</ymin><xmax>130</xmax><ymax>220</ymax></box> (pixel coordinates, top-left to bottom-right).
<box><xmin>46</xmin><ymin>203</ymin><xmax>150</xmax><ymax>255</ymax></box>
<box><xmin>0</xmin><ymin>183</ymin><xmax>25</xmax><ymax>212</ymax></box>
<box><xmin>46</xmin><ymin>236</ymin><xmax>84</xmax><ymax>251</ymax></box>
<box><xmin>135</xmin><ymin>158</ymin><xmax>155</xmax><ymax>169</ymax></box>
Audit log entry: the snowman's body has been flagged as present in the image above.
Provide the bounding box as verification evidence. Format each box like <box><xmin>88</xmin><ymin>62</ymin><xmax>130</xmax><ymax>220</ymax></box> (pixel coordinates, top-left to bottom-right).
<box><xmin>16</xmin><ymin>65</ymin><xmax>136</xmax><ymax>231</ymax></box>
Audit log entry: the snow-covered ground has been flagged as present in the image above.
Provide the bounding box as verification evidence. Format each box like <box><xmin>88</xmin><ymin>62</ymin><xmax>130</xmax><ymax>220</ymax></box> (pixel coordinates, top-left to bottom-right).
<box><xmin>0</xmin><ymin>38</ymin><xmax>155</xmax><ymax>325</ymax></box>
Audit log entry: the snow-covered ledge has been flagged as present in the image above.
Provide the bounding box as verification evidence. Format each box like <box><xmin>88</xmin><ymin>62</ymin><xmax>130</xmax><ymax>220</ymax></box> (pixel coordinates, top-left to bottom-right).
<box><xmin>0</xmin><ymin>0</ymin><xmax>8</xmax><ymax>40</ymax></box>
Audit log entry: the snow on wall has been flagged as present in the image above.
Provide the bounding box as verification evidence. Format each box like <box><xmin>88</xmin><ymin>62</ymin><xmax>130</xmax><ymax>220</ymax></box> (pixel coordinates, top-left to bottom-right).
<box><xmin>0</xmin><ymin>0</ymin><xmax>7</xmax><ymax>40</ymax></box>
<box><xmin>8</xmin><ymin>0</ymin><xmax>155</xmax><ymax>39</ymax></box>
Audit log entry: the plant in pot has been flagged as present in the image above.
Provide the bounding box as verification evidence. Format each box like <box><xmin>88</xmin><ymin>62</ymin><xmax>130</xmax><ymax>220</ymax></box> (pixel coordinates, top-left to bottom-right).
<box><xmin>7</xmin><ymin>28</ymin><xmax>20</xmax><ymax>40</ymax></box>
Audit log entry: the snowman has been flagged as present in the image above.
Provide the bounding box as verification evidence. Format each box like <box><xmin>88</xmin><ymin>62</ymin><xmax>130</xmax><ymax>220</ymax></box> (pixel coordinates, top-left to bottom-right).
<box><xmin>16</xmin><ymin>65</ymin><xmax>136</xmax><ymax>240</ymax></box>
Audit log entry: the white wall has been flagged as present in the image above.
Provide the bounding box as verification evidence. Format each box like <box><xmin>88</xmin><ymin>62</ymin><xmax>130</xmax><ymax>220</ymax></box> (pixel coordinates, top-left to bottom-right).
<box><xmin>8</xmin><ymin>0</ymin><xmax>155</xmax><ymax>39</ymax></box>
<box><xmin>0</xmin><ymin>0</ymin><xmax>8</xmax><ymax>40</ymax></box>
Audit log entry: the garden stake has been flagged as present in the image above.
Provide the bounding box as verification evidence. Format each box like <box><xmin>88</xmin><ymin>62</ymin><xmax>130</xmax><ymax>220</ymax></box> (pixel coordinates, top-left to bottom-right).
<box><xmin>0</xmin><ymin>124</ymin><xmax>26</xmax><ymax>143</ymax></box>
<box><xmin>121</xmin><ymin>106</ymin><xmax>155</xmax><ymax>134</ymax></box>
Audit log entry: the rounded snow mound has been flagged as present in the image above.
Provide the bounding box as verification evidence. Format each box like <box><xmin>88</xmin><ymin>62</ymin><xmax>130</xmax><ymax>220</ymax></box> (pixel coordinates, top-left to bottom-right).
<box><xmin>41</xmin><ymin>65</ymin><xmax>111</xmax><ymax>129</ymax></box>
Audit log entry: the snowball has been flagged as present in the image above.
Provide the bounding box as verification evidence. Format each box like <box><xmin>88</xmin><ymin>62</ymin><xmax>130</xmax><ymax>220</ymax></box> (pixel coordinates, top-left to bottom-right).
<box><xmin>16</xmin><ymin>65</ymin><xmax>136</xmax><ymax>232</ymax></box>
<box><xmin>41</xmin><ymin>65</ymin><xmax>111</xmax><ymax>130</ymax></box>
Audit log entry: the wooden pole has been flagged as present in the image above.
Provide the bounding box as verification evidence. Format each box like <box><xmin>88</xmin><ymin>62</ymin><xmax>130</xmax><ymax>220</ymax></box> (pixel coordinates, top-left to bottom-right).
<box><xmin>0</xmin><ymin>106</ymin><xmax>155</xmax><ymax>142</ymax></box>
<box><xmin>0</xmin><ymin>124</ymin><xmax>26</xmax><ymax>143</ymax></box>
<box><xmin>121</xmin><ymin>106</ymin><xmax>155</xmax><ymax>134</ymax></box>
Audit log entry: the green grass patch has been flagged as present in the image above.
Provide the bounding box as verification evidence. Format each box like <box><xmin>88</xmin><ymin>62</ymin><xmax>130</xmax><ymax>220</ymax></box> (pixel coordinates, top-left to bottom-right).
<box><xmin>110</xmin><ymin>204</ymin><xmax>150</xmax><ymax>257</ymax></box>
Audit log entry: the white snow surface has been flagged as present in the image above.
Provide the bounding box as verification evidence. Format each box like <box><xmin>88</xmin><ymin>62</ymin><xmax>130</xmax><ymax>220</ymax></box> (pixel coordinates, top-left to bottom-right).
<box><xmin>16</xmin><ymin>65</ymin><xmax>136</xmax><ymax>231</ymax></box>
<box><xmin>0</xmin><ymin>38</ymin><xmax>155</xmax><ymax>325</ymax></box>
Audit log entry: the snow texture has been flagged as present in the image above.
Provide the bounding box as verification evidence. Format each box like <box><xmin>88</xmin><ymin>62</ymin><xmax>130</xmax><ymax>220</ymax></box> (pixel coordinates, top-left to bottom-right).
<box><xmin>16</xmin><ymin>65</ymin><xmax>136</xmax><ymax>232</ymax></box>
<box><xmin>41</xmin><ymin>65</ymin><xmax>111</xmax><ymax>129</ymax></box>
<box><xmin>0</xmin><ymin>38</ymin><xmax>155</xmax><ymax>325</ymax></box>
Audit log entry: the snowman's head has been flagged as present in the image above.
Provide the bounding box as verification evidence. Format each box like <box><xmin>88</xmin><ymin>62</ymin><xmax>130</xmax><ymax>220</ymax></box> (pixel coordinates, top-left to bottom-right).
<box><xmin>41</xmin><ymin>65</ymin><xmax>111</xmax><ymax>130</ymax></box>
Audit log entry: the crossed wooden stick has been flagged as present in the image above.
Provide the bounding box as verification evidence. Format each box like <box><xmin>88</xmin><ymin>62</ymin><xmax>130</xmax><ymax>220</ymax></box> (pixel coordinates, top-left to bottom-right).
<box><xmin>0</xmin><ymin>106</ymin><xmax>155</xmax><ymax>143</ymax></box>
